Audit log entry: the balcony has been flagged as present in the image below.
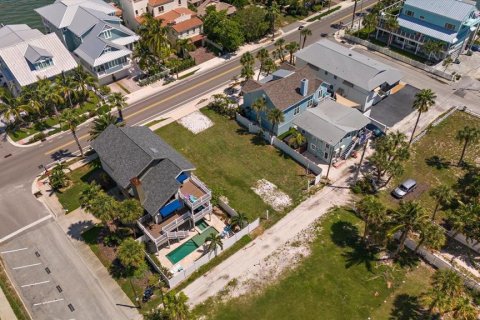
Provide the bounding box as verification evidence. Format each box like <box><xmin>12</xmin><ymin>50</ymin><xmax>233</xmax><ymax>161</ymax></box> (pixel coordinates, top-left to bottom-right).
<box><xmin>96</xmin><ymin>62</ymin><xmax>130</xmax><ymax>77</ymax></box>
<box><xmin>179</xmin><ymin>175</ymin><xmax>211</xmax><ymax>210</ymax></box>
<box><xmin>377</xmin><ymin>20</ymin><xmax>426</xmax><ymax>44</ymax></box>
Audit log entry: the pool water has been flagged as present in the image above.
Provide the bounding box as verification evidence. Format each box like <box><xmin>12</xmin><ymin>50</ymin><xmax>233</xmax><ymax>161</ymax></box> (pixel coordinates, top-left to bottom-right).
<box><xmin>166</xmin><ymin>240</ymin><xmax>199</xmax><ymax>264</ymax></box>
<box><xmin>195</xmin><ymin>219</ymin><xmax>209</xmax><ymax>231</ymax></box>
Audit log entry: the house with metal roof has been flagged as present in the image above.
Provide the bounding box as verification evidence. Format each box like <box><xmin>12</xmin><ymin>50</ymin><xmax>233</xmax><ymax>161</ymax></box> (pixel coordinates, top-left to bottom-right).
<box><xmin>294</xmin><ymin>39</ymin><xmax>403</xmax><ymax>112</ymax></box>
<box><xmin>375</xmin><ymin>0</ymin><xmax>480</xmax><ymax>60</ymax></box>
<box><xmin>241</xmin><ymin>64</ymin><xmax>332</xmax><ymax>136</ymax></box>
<box><xmin>293</xmin><ymin>99</ymin><xmax>371</xmax><ymax>164</ymax></box>
<box><xmin>35</xmin><ymin>0</ymin><xmax>139</xmax><ymax>84</ymax></box>
<box><xmin>0</xmin><ymin>24</ymin><xmax>78</xmax><ymax>96</ymax></box>
<box><xmin>92</xmin><ymin>124</ymin><xmax>213</xmax><ymax>250</ymax></box>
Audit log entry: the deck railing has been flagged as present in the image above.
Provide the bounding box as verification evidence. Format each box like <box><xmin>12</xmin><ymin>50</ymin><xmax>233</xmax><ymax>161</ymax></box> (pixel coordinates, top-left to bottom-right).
<box><xmin>193</xmin><ymin>204</ymin><xmax>212</xmax><ymax>223</ymax></box>
<box><xmin>137</xmin><ymin>215</ymin><xmax>158</xmax><ymax>243</ymax></box>
<box><xmin>161</xmin><ymin>211</ymin><xmax>192</xmax><ymax>233</ymax></box>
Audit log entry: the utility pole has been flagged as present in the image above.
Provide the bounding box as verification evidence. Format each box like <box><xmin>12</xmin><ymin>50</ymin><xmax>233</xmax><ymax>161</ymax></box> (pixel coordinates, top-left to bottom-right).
<box><xmin>353</xmin><ymin>139</ymin><xmax>369</xmax><ymax>185</ymax></box>
<box><xmin>351</xmin><ymin>0</ymin><xmax>358</xmax><ymax>29</ymax></box>
<box><xmin>325</xmin><ymin>153</ymin><xmax>334</xmax><ymax>182</ymax></box>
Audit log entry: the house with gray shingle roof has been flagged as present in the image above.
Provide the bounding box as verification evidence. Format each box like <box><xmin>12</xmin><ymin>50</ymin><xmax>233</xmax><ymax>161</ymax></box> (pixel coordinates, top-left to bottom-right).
<box><xmin>0</xmin><ymin>24</ymin><xmax>77</xmax><ymax>96</ymax></box>
<box><xmin>35</xmin><ymin>0</ymin><xmax>139</xmax><ymax>85</ymax></box>
<box><xmin>92</xmin><ymin>125</ymin><xmax>213</xmax><ymax>250</ymax></box>
<box><xmin>293</xmin><ymin>99</ymin><xmax>371</xmax><ymax>163</ymax></box>
<box><xmin>294</xmin><ymin>39</ymin><xmax>403</xmax><ymax>112</ymax></box>
<box><xmin>375</xmin><ymin>0</ymin><xmax>480</xmax><ymax>61</ymax></box>
<box><xmin>241</xmin><ymin>63</ymin><xmax>333</xmax><ymax>136</ymax></box>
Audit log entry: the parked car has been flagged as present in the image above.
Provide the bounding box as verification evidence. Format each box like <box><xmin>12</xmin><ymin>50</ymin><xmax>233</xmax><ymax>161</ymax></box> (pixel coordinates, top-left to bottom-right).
<box><xmin>298</xmin><ymin>25</ymin><xmax>305</xmax><ymax>30</ymax></box>
<box><xmin>366</xmin><ymin>123</ymin><xmax>384</xmax><ymax>138</ymax></box>
<box><xmin>320</xmin><ymin>33</ymin><xmax>328</xmax><ymax>37</ymax></box>
<box><xmin>471</xmin><ymin>44</ymin><xmax>480</xmax><ymax>52</ymax></box>
<box><xmin>391</xmin><ymin>179</ymin><xmax>417</xmax><ymax>199</ymax></box>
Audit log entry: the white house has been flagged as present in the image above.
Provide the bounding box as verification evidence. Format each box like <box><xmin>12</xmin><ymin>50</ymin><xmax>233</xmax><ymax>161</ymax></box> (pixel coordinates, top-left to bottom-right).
<box><xmin>0</xmin><ymin>24</ymin><xmax>77</xmax><ymax>96</ymax></box>
<box><xmin>35</xmin><ymin>0</ymin><xmax>139</xmax><ymax>85</ymax></box>
<box><xmin>295</xmin><ymin>39</ymin><xmax>404</xmax><ymax>112</ymax></box>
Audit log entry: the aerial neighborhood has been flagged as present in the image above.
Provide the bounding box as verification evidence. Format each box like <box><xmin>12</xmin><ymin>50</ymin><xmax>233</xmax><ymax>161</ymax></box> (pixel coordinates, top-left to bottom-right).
<box><xmin>0</xmin><ymin>0</ymin><xmax>479</xmax><ymax>320</ymax></box>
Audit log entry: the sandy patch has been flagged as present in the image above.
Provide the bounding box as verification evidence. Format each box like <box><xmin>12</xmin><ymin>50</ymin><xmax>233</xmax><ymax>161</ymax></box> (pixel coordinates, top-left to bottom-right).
<box><xmin>178</xmin><ymin>111</ymin><xmax>213</xmax><ymax>134</ymax></box>
<box><xmin>252</xmin><ymin>179</ymin><xmax>292</xmax><ymax>211</ymax></box>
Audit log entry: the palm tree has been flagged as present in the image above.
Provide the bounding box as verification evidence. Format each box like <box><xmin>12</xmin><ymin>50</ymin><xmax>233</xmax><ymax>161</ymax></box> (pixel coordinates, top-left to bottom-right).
<box><xmin>241</xmin><ymin>65</ymin><xmax>255</xmax><ymax>81</ymax></box>
<box><xmin>452</xmin><ymin>296</ymin><xmax>479</xmax><ymax>320</ymax></box>
<box><xmin>267</xmin><ymin>1</ymin><xmax>280</xmax><ymax>40</ymax></box>
<box><xmin>240</xmin><ymin>51</ymin><xmax>254</xmax><ymax>66</ymax></box>
<box><xmin>240</xmin><ymin>51</ymin><xmax>255</xmax><ymax>81</ymax></box>
<box><xmin>300</xmin><ymin>28</ymin><xmax>312</xmax><ymax>49</ymax></box>
<box><xmin>414</xmin><ymin>222</ymin><xmax>445</xmax><ymax>253</ymax></box>
<box><xmin>117</xmin><ymin>238</ymin><xmax>145</xmax><ymax>308</ymax></box>
<box><xmin>139</xmin><ymin>13</ymin><xmax>171</xmax><ymax>62</ymax></box>
<box><xmin>175</xmin><ymin>38</ymin><xmax>194</xmax><ymax>59</ymax></box>
<box><xmin>262</xmin><ymin>58</ymin><xmax>277</xmax><ymax>77</ymax></box>
<box><xmin>37</xmin><ymin>77</ymin><xmax>65</xmax><ymax>116</ymax></box>
<box><xmin>388</xmin><ymin>201</ymin><xmax>429</xmax><ymax>258</ymax></box>
<box><xmin>422</xmin><ymin>40</ymin><xmax>444</xmax><ymax>61</ymax></box>
<box><xmin>108</xmin><ymin>92</ymin><xmax>127</xmax><ymax>121</ymax></box>
<box><xmin>49</xmin><ymin>163</ymin><xmax>70</xmax><ymax>190</ymax></box>
<box><xmin>162</xmin><ymin>291</ymin><xmax>191</xmax><ymax>320</ymax></box>
<box><xmin>443</xmin><ymin>55</ymin><xmax>453</xmax><ymax>72</ymax></box>
<box><xmin>251</xmin><ymin>97</ymin><xmax>267</xmax><ymax>129</ymax></box>
<box><xmin>449</xmin><ymin>202</ymin><xmax>478</xmax><ymax>239</ymax></box>
<box><xmin>0</xmin><ymin>90</ymin><xmax>30</xmax><ymax>124</ymax></box>
<box><xmin>456</xmin><ymin>126</ymin><xmax>480</xmax><ymax>165</ymax></box>
<box><xmin>256</xmin><ymin>48</ymin><xmax>270</xmax><ymax>81</ymax></box>
<box><xmin>274</xmin><ymin>38</ymin><xmax>286</xmax><ymax>62</ymax></box>
<box><xmin>362</xmin><ymin>13</ymin><xmax>378</xmax><ymax>39</ymax></box>
<box><xmin>230</xmin><ymin>211</ymin><xmax>248</xmax><ymax>229</ymax></box>
<box><xmin>288</xmin><ymin>132</ymin><xmax>306</xmax><ymax>148</ymax></box>
<box><xmin>72</xmin><ymin>66</ymin><xmax>97</xmax><ymax>99</ymax></box>
<box><xmin>424</xmin><ymin>269</ymin><xmax>464</xmax><ymax>316</ymax></box>
<box><xmin>385</xmin><ymin>16</ymin><xmax>399</xmax><ymax>47</ymax></box>
<box><xmin>89</xmin><ymin>192</ymin><xmax>117</xmax><ymax>229</ymax></box>
<box><xmin>55</xmin><ymin>75</ymin><xmax>76</xmax><ymax>108</ymax></box>
<box><xmin>285</xmin><ymin>41</ymin><xmax>299</xmax><ymax>65</ymax></box>
<box><xmin>118</xmin><ymin>199</ymin><xmax>144</xmax><ymax>237</ymax></box>
<box><xmin>409</xmin><ymin>89</ymin><xmax>436</xmax><ymax>145</ymax></box>
<box><xmin>60</xmin><ymin>109</ymin><xmax>83</xmax><ymax>157</ymax></box>
<box><xmin>89</xmin><ymin>113</ymin><xmax>121</xmax><ymax>140</ymax></box>
<box><xmin>356</xmin><ymin>195</ymin><xmax>386</xmax><ymax>243</ymax></box>
<box><xmin>79</xmin><ymin>182</ymin><xmax>102</xmax><ymax>212</ymax></box>
<box><xmin>429</xmin><ymin>185</ymin><xmax>454</xmax><ymax>221</ymax></box>
<box><xmin>267</xmin><ymin>108</ymin><xmax>284</xmax><ymax>136</ymax></box>
<box><xmin>206</xmin><ymin>233</ymin><xmax>223</xmax><ymax>256</ymax></box>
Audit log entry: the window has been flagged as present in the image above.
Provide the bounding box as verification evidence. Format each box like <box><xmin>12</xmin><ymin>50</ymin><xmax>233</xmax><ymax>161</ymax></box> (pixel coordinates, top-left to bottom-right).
<box><xmin>294</xmin><ymin>105</ymin><xmax>300</xmax><ymax>115</ymax></box>
<box><xmin>419</xmin><ymin>16</ymin><xmax>424</xmax><ymax>20</ymax></box>
<box><xmin>135</xmin><ymin>9</ymin><xmax>138</xmax><ymax>15</ymax></box>
<box><xmin>34</xmin><ymin>58</ymin><xmax>53</xmax><ymax>70</ymax></box>
<box><xmin>324</xmin><ymin>152</ymin><xmax>329</xmax><ymax>159</ymax></box>
<box><xmin>307</xmin><ymin>99</ymin><xmax>314</xmax><ymax>107</ymax></box>
<box><xmin>445</xmin><ymin>23</ymin><xmax>455</xmax><ymax>31</ymax></box>
<box><xmin>324</xmin><ymin>70</ymin><xmax>328</xmax><ymax>75</ymax></box>
<box><xmin>333</xmin><ymin>75</ymin><xmax>337</xmax><ymax>79</ymax></box>
<box><xmin>311</xmin><ymin>143</ymin><xmax>317</xmax><ymax>151</ymax></box>
<box><xmin>159</xmin><ymin>6</ymin><xmax>164</xmax><ymax>13</ymax></box>
<box><xmin>102</xmin><ymin>29</ymin><xmax>112</xmax><ymax>39</ymax></box>
<box><xmin>325</xmin><ymin>143</ymin><xmax>330</xmax><ymax>149</ymax></box>
<box><xmin>405</xmin><ymin>10</ymin><xmax>414</xmax><ymax>17</ymax></box>
<box><xmin>343</xmin><ymin>80</ymin><xmax>354</xmax><ymax>88</ymax></box>
<box><xmin>178</xmin><ymin>0</ymin><xmax>181</xmax><ymax>4</ymax></box>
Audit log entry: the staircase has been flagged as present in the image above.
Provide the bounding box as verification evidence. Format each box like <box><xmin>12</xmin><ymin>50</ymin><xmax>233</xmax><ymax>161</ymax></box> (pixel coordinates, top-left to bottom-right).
<box><xmin>341</xmin><ymin>139</ymin><xmax>358</xmax><ymax>159</ymax></box>
<box><xmin>154</xmin><ymin>230</ymin><xmax>190</xmax><ymax>247</ymax></box>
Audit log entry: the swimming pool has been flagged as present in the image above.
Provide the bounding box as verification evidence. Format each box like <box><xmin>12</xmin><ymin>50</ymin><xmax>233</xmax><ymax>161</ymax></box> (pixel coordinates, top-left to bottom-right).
<box><xmin>195</xmin><ymin>219</ymin><xmax>209</xmax><ymax>231</ymax></box>
<box><xmin>166</xmin><ymin>240</ymin><xmax>199</xmax><ymax>265</ymax></box>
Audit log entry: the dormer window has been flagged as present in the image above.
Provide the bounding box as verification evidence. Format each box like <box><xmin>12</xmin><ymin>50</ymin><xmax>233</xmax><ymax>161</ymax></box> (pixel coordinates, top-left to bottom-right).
<box><xmin>34</xmin><ymin>58</ymin><xmax>53</xmax><ymax>70</ymax></box>
<box><xmin>445</xmin><ymin>23</ymin><xmax>455</xmax><ymax>31</ymax></box>
<box><xmin>102</xmin><ymin>29</ymin><xmax>112</xmax><ymax>39</ymax></box>
<box><xmin>405</xmin><ymin>10</ymin><xmax>414</xmax><ymax>17</ymax></box>
<box><xmin>102</xmin><ymin>46</ymin><xmax>113</xmax><ymax>55</ymax></box>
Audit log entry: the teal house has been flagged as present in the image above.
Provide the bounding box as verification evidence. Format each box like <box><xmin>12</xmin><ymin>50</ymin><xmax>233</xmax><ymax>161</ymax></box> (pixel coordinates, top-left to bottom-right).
<box><xmin>375</xmin><ymin>0</ymin><xmax>480</xmax><ymax>60</ymax></box>
<box><xmin>241</xmin><ymin>64</ymin><xmax>332</xmax><ymax>136</ymax></box>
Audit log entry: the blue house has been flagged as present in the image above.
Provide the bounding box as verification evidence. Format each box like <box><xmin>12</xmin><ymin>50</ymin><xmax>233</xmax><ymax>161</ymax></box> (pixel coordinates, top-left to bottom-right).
<box><xmin>241</xmin><ymin>64</ymin><xmax>332</xmax><ymax>136</ymax></box>
<box><xmin>375</xmin><ymin>0</ymin><xmax>480</xmax><ymax>60</ymax></box>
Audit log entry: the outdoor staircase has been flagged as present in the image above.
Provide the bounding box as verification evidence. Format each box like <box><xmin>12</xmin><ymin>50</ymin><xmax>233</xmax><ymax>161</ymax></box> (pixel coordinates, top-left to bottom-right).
<box><xmin>341</xmin><ymin>139</ymin><xmax>358</xmax><ymax>159</ymax></box>
<box><xmin>154</xmin><ymin>230</ymin><xmax>190</xmax><ymax>247</ymax></box>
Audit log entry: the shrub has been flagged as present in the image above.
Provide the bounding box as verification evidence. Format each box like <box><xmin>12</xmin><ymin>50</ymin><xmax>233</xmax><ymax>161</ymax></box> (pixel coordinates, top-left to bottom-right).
<box><xmin>30</xmin><ymin>132</ymin><xmax>47</xmax><ymax>143</ymax></box>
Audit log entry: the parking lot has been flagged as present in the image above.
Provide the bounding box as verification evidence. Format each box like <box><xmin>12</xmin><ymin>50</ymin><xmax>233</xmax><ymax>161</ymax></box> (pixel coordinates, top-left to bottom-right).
<box><xmin>0</xmin><ymin>221</ymin><xmax>127</xmax><ymax>320</ymax></box>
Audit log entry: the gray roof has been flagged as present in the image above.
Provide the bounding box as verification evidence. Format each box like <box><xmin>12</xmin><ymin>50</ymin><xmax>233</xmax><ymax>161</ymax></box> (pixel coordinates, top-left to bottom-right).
<box><xmin>295</xmin><ymin>40</ymin><xmax>403</xmax><ymax>91</ymax></box>
<box><xmin>397</xmin><ymin>16</ymin><xmax>458</xmax><ymax>43</ymax></box>
<box><xmin>243</xmin><ymin>65</ymin><xmax>324</xmax><ymax>111</ymax></box>
<box><xmin>0</xmin><ymin>25</ymin><xmax>44</xmax><ymax>48</ymax></box>
<box><xmin>403</xmin><ymin>0</ymin><xmax>476</xmax><ymax>22</ymax></box>
<box><xmin>293</xmin><ymin>99</ymin><xmax>371</xmax><ymax>145</ymax></box>
<box><xmin>92</xmin><ymin>125</ymin><xmax>195</xmax><ymax>188</ymax></box>
<box><xmin>141</xmin><ymin>159</ymin><xmax>183</xmax><ymax>216</ymax></box>
<box><xmin>24</xmin><ymin>45</ymin><xmax>53</xmax><ymax>64</ymax></box>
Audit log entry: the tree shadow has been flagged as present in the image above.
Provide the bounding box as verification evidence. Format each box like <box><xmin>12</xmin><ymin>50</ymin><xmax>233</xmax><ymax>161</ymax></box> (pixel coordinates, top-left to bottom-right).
<box><xmin>50</xmin><ymin>149</ymin><xmax>75</xmax><ymax>161</ymax></box>
<box><xmin>342</xmin><ymin>246</ymin><xmax>378</xmax><ymax>272</ymax></box>
<box><xmin>67</xmin><ymin>220</ymin><xmax>96</xmax><ymax>241</ymax></box>
<box><xmin>389</xmin><ymin>294</ymin><xmax>426</xmax><ymax>320</ymax></box>
<box><xmin>251</xmin><ymin>133</ymin><xmax>268</xmax><ymax>146</ymax></box>
<box><xmin>330</xmin><ymin>221</ymin><xmax>359</xmax><ymax>248</ymax></box>
<box><xmin>454</xmin><ymin>166</ymin><xmax>480</xmax><ymax>200</ymax></box>
<box><xmin>395</xmin><ymin>250</ymin><xmax>420</xmax><ymax>269</ymax></box>
<box><xmin>425</xmin><ymin>156</ymin><xmax>451</xmax><ymax>170</ymax></box>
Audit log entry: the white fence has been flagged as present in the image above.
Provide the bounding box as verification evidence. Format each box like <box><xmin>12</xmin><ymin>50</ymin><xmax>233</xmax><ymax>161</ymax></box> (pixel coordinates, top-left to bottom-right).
<box><xmin>236</xmin><ymin>113</ymin><xmax>323</xmax><ymax>177</ymax></box>
<box><xmin>218</xmin><ymin>198</ymin><xmax>238</xmax><ymax>217</ymax></box>
<box><xmin>168</xmin><ymin>218</ymin><xmax>260</xmax><ymax>288</ymax></box>
<box><xmin>343</xmin><ymin>34</ymin><xmax>455</xmax><ymax>81</ymax></box>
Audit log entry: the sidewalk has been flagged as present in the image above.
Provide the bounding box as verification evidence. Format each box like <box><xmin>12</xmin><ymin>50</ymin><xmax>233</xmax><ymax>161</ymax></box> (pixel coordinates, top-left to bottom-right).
<box><xmin>0</xmin><ymin>286</ymin><xmax>17</xmax><ymax>320</ymax></box>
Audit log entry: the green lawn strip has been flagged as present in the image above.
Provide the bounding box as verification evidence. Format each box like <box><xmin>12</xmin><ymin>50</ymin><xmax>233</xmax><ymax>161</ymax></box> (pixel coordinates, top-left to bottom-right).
<box><xmin>178</xmin><ymin>69</ymin><xmax>199</xmax><ymax>80</ymax></box>
<box><xmin>195</xmin><ymin>209</ymin><xmax>425</xmax><ymax>320</ymax></box>
<box><xmin>55</xmin><ymin>164</ymin><xmax>103</xmax><ymax>213</ymax></box>
<box><xmin>176</xmin><ymin>235</ymin><xmax>252</xmax><ymax>292</ymax></box>
<box><xmin>117</xmin><ymin>83</ymin><xmax>131</xmax><ymax>94</ymax></box>
<box><xmin>307</xmin><ymin>6</ymin><xmax>341</xmax><ymax>22</ymax></box>
<box><xmin>0</xmin><ymin>258</ymin><xmax>31</xmax><ymax>320</ymax></box>
<box><xmin>377</xmin><ymin>111</ymin><xmax>480</xmax><ymax>221</ymax></box>
<box><xmin>155</xmin><ymin>109</ymin><xmax>308</xmax><ymax>221</ymax></box>
<box><xmin>144</xmin><ymin>118</ymin><xmax>166</xmax><ymax>128</ymax></box>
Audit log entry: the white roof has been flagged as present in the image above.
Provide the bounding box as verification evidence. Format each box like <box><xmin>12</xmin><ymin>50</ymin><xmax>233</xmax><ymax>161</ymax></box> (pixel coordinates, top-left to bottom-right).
<box><xmin>0</xmin><ymin>29</ymin><xmax>77</xmax><ymax>87</ymax></box>
<box><xmin>404</xmin><ymin>0</ymin><xmax>476</xmax><ymax>22</ymax></box>
<box><xmin>0</xmin><ymin>25</ymin><xmax>44</xmax><ymax>48</ymax></box>
<box><xmin>397</xmin><ymin>16</ymin><xmax>458</xmax><ymax>43</ymax></box>
<box><xmin>295</xmin><ymin>40</ymin><xmax>403</xmax><ymax>91</ymax></box>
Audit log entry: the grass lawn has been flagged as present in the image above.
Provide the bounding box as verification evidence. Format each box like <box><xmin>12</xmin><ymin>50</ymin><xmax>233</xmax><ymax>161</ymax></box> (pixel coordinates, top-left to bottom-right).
<box><xmin>55</xmin><ymin>163</ymin><xmax>108</xmax><ymax>212</ymax></box>
<box><xmin>155</xmin><ymin>109</ymin><xmax>310</xmax><ymax>221</ymax></box>
<box><xmin>194</xmin><ymin>208</ymin><xmax>431</xmax><ymax>320</ymax></box>
<box><xmin>377</xmin><ymin>111</ymin><xmax>480</xmax><ymax>221</ymax></box>
<box><xmin>0</xmin><ymin>258</ymin><xmax>31</xmax><ymax>320</ymax></box>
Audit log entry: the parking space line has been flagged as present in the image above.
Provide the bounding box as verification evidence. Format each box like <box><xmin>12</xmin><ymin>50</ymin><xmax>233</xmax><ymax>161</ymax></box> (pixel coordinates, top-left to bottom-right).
<box><xmin>21</xmin><ymin>280</ymin><xmax>50</xmax><ymax>288</ymax></box>
<box><xmin>12</xmin><ymin>263</ymin><xmax>41</xmax><ymax>270</ymax></box>
<box><xmin>1</xmin><ymin>247</ymin><xmax>28</xmax><ymax>254</ymax></box>
<box><xmin>33</xmin><ymin>298</ymin><xmax>64</xmax><ymax>306</ymax></box>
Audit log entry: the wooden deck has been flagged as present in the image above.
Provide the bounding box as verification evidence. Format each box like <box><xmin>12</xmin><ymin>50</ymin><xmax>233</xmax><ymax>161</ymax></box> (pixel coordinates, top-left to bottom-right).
<box><xmin>180</xmin><ymin>179</ymin><xmax>205</xmax><ymax>199</ymax></box>
<box><xmin>142</xmin><ymin>207</ymin><xmax>190</xmax><ymax>238</ymax></box>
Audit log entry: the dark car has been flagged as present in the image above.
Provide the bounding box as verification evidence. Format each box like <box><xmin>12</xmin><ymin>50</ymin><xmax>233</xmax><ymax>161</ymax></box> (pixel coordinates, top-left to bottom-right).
<box><xmin>391</xmin><ymin>179</ymin><xmax>417</xmax><ymax>199</ymax></box>
<box><xmin>471</xmin><ymin>44</ymin><xmax>480</xmax><ymax>52</ymax></box>
<box><xmin>366</xmin><ymin>123</ymin><xmax>385</xmax><ymax>138</ymax></box>
<box><xmin>298</xmin><ymin>25</ymin><xmax>305</xmax><ymax>30</ymax></box>
<box><xmin>320</xmin><ymin>33</ymin><xmax>328</xmax><ymax>37</ymax></box>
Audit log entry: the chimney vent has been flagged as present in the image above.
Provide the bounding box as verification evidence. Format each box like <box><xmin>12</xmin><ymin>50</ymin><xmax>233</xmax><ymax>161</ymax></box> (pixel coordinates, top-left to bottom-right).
<box><xmin>130</xmin><ymin>177</ymin><xmax>145</xmax><ymax>204</ymax></box>
<box><xmin>300</xmin><ymin>78</ymin><xmax>309</xmax><ymax>97</ymax></box>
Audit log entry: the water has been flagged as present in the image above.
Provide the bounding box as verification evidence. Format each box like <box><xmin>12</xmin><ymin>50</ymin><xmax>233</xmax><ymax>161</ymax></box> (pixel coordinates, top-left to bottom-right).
<box><xmin>0</xmin><ymin>0</ymin><xmax>55</xmax><ymax>30</ymax></box>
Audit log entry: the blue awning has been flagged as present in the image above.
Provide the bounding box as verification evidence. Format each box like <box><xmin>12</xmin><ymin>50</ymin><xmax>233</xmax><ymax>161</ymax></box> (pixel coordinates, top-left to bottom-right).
<box><xmin>176</xmin><ymin>172</ymin><xmax>189</xmax><ymax>183</ymax></box>
<box><xmin>159</xmin><ymin>199</ymin><xmax>182</xmax><ymax>218</ymax></box>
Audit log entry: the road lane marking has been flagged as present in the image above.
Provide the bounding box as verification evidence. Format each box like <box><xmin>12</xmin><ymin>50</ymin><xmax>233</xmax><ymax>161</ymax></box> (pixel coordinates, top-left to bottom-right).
<box><xmin>13</xmin><ymin>262</ymin><xmax>41</xmax><ymax>270</ymax></box>
<box><xmin>33</xmin><ymin>298</ymin><xmax>64</xmax><ymax>306</ymax></box>
<box><xmin>0</xmin><ymin>215</ymin><xmax>52</xmax><ymax>244</ymax></box>
<box><xmin>43</xmin><ymin>1</ymin><xmax>377</xmax><ymax>157</ymax></box>
<box><xmin>21</xmin><ymin>280</ymin><xmax>50</xmax><ymax>288</ymax></box>
<box><xmin>1</xmin><ymin>247</ymin><xmax>28</xmax><ymax>254</ymax></box>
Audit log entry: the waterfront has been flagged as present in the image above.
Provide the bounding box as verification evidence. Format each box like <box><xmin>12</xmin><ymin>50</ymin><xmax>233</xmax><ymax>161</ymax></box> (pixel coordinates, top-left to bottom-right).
<box><xmin>0</xmin><ymin>0</ymin><xmax>54</xmax><ymax>30</ymax></box>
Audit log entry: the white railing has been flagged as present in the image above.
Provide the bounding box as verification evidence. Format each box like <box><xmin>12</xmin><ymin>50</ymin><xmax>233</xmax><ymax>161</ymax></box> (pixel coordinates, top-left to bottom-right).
<box><xmin>137</xmin><ymin>216</ymin><xmax>158</xmax><ymax>243</ymax></box>
<box><xmin>191</xmin><ymin>174</ymin><xmax>211</xmax><ymax>195</ymax></box>
<box><xmin>161</xmin><ymin>211</ymin><xmax>192</xmax><ymax>233</ymax></box>
<box><xmin>166</xmin><ymin>230</ymin><xmax>189</xmax><ymax>240</ymax></box>
<box><xmin>193</xmin><ymin>204</ymin><xmax>212</xmax><ymax>223</ymax></box>
<box><xmin>179</xmin><ymin>192</ymin><xmax>212</xmax><ymax>210</ymax></box>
